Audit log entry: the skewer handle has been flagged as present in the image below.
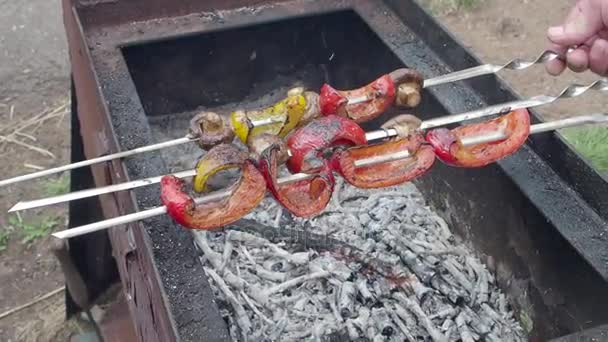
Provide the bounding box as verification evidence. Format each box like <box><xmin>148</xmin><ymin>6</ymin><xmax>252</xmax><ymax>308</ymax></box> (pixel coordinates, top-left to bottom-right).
<box><xmin>423</xmin><ymin>50</ymin><xmax>563</xmax><ymax>88</ymax></box>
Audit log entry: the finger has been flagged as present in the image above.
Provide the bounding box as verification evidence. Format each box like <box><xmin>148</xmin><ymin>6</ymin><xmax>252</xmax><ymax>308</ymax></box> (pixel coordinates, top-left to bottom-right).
<box><xmin>546</xmin><ymin>59</ymin><xmax>567</xmax><ymax>75</ymax></box>
<box><xmin>545</xmin><ymin>43</ymin><xmax>568</xmax><ymax>75</ymax></box>
<box><xmin>589</xmin><ymin>38</ymin><xmax>608</xmax><ymax>75</ymax></box>
<box><xmin>566</xmin><ymin>46</ymin><xmax>590</xmax><ymax>72</ymax></box>
<box><xmin>548</xmin><ymin>0</ymin><xmax>605</xmax><ymax>45</ymax></box>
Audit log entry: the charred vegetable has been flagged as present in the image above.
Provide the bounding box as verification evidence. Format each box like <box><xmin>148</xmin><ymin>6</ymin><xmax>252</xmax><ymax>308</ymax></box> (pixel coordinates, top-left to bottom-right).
<box><xmin>426</xmin><ymin>109</ymin><xmax>531</xmax><ymax>168</ymax></box>
<box><xmin>192</xmin><ymin>144</ymin><xmax>248</xmax><ymax>193</ymax></box>
<box><xmin>334</xmin><ymin>132</ymin><xmax>435</xmax><ymax>189</ymax></box>
<box><xmin>319</xmin><ymin>68</ymin><xmax>423</xmax><ymax>123</ymax></box>
<box><xmin>230</xmin><ymin>89</ymin><xmax>308</xmax><ymax>144</ymax></box>
<box><xmin>247</xmin><ymin>133</ymin><xmax>290</xmax><ymax>166</ymax></box>
<box><xmin>286</xmin><ymin>115</ymin><xmax>367</xmax><ymax>174</ymax></box>
<box><xmin>161</xmin><ymin>148</ymin><xmax>266</xmax><ymax>230</ymax></box>
<box><xmin>259</xmin><ymin>145</ymin><xmax>334</xmax><ymax>218</ymax></box>
<box><xmin>189</xmin><ymin>112</ymin><xmax>235</xmax><ymax>149</ymax></box>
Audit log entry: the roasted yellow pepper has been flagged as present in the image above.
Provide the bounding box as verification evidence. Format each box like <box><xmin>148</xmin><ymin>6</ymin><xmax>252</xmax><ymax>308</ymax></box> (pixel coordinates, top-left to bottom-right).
<box><xmin>230</xmin><ymin>91</ymin><xmax>307</xmax><ymax>144</ymax></box>
<box><xmin>192</xmin><ymin>144</ymin><xmax>247</xmax><ymax>193</ymax></box>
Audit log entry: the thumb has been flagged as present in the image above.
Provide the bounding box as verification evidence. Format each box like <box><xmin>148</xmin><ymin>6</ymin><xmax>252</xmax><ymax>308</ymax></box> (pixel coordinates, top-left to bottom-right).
<box><xmin>548</xmin><ymin>0</ymin><xmax>605</xmax><ymax>45</ymax></box>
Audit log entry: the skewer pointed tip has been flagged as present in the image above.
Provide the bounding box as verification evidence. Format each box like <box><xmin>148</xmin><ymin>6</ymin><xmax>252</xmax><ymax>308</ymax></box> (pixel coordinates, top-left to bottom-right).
<box><xmin>7</xmin><ymin>203</ymin><xmax>23</xmax><ymax>213</ymax></box>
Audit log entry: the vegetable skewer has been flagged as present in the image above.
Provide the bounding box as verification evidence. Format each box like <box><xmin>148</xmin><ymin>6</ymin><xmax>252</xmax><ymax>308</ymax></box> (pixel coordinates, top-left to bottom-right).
<box><xmin>49</xmin><ymin>113</ymin><xmax>608</xmax><ymax>239</ymax></box>
<box><xmin>10</xmin><ymin>113</ymin><xmax>607</xmax><ymax>213</ymax></box>
<box><xmin>0</xmin><ymin>59</ymin><xmax>595</xmax><ymax>188</ymax></box>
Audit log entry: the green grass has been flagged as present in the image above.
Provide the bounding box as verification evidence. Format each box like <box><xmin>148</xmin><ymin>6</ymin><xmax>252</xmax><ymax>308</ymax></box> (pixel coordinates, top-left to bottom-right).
<box><xmin>0</xmin><ymin>227</ymin><xmax>9</xmax><ymax>252</ymax></box>
<box><xmin>7</xmin><ymin>215</ymin><xmax>59</xmax><ymax>245</ymax></box>
<box><xmin>43</xmin><ymin>174</ymin><xmax>70</xmax><ymax>196</ymax></box>
<box><xmin>562</xmin><ymin>126</ymin><xmax>608</xmax><ymax>173</ymax></box>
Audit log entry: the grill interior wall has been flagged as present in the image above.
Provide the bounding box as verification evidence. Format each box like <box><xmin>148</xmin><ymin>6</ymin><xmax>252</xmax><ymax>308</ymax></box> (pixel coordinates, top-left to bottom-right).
<box><xmin>122</xmin><ymin>10</ymin><xmax>407</xmax><ymax>125</ymax></box>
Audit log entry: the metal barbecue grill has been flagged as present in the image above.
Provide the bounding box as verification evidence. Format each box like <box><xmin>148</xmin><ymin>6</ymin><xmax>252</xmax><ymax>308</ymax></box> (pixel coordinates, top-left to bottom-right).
<box><xmin>17</xmin><ymin>0</ymin><xmax>606</xmax><ymax>340</ymax></box>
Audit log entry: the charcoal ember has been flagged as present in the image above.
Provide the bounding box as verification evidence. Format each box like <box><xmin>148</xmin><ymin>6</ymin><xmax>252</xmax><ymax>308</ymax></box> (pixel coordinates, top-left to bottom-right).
<box><xmin>338</xmin><ymin>282</ymin><xmax>357</xmax><ymax>318</ymax></box>
<box><xmin>174</xmin><ymin>158</ymin><xmax>528</xmax><ymax>340</ymax></box>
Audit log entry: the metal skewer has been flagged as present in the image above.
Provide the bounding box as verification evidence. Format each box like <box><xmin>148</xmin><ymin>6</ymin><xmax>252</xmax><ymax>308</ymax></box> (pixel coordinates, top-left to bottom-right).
<box><xmin>9</xmin><ymin>113</ymin><xmax>608</xmax><ymax>213</ymax></box>
<box><xmin>422</xmin><ymin>49</ymin><xmax>565</xmax><ymax>88</ymax></box>
<box><xmin>0</xmin><ymin>50</ymin><xmax>576</xmax><ymax>188</ymax></box>
<box><xmin>49</xmin><ymin>114</ymin><xmax>608</xmax><ymax>239</ymax></box>
<box><xmin>10</xmin><ymin>128</ymin><xmax>397</xmax><ymax>213</ymax></box>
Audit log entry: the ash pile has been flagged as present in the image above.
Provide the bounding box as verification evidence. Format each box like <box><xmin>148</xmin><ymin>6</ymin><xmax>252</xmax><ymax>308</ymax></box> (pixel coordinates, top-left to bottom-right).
<box><xmin>193</xmin><ymin>177</ymin><xmax>526</xmax><ymax>341</ymax></box>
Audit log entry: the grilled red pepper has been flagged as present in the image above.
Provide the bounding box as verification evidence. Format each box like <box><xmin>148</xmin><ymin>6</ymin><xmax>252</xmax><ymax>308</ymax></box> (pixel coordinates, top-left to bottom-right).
<box><xmin>161</xmin><ymin>160</ymin><xmax>266</xmax><ymax>230</ymax></box>
<box><xmin>426</xmin><ymin>109</ymin><xmax>531</xmax><ymax>168</ymax></box>
<box><xmin>286</xmin><ymin>115</ymin><xmax>367</xmax><ymax>174</ymax></box>
<box><xmin>259</xmin><ymin>145</ymin><xmax>334</xmax><ymax>218</ymax></box>
<box><xmin>334</xmin><ymin>132</ymin><xmax>435</xmax><ymax>189</ymax></box>
<box><xmin>319</xmin><ymin>68</ymin><xmax>423</xmax><ymax>123</ymax></box>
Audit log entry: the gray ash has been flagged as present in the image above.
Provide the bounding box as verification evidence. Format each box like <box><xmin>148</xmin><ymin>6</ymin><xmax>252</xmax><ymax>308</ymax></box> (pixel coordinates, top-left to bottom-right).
<box><xmin>190</xmin><ymin>178</ymin><xmax>526</xmax><ymax>341</ymax></box>
<box><xmin>148</xmin><ymin>100</ymin><xmax>526</xmax><ymax>341</ymax></box>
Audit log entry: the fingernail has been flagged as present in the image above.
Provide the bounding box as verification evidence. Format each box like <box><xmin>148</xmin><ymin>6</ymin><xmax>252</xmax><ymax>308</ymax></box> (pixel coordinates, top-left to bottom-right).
<box><xmin>548</xmin><ymin>26</ymin><xmax>564</xmax><ymax>39</ymax></box>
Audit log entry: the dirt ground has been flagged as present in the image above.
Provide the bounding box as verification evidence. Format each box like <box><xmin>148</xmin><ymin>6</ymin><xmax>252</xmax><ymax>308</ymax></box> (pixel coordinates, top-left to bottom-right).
<box><xmin>0</xmin><ymin>0</ymin><xmax>604</xmax><ymax>341</ymax></box>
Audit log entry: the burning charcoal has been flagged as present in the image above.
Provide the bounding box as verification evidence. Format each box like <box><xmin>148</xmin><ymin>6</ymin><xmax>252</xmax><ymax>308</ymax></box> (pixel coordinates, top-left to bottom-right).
<box><xmin>410</xmin><ymin>278</ymin><xmax>434</xmax><ymax>301</ymax></box>
<box><xmin>485</xmin><ymin>332</ymin><xmax>502</xmax><ymax>342</ymax></box>
<box><xmin>442</xmin><ymin>257</ymin><xmax>474</xmax><ymax>293</ymax></box>
<box><xmin>463</xmin><ymin>306</ymin><xmax>492</xmax><ymax>336</ymax></box>
<box><xmin>371</xmin><ymin>278</ymin><xmax>391</xmax><ymax>299</ymax></box>
<box><xmin>262</xmin><ymin>258</ymin><xmax>293</xmax><ymax>273</ymax></box>
<box><xmin>219</xmin><ymin>237</ymin><xmax>234</xmax><ymax>272</ymax></box>
<box><xmin>430</xmin><ymin>275</ymin><xmax>468</xmax><ymax>304</ymax></box>
<box><xmin>351</xmin><ymin>307</ymin><xmax>371</xmax><ymax>332</ymax></box>
<box><xmin>346</xmin><ymin>319</ymin><xmax>362</xmax><ymax>340</ymax></box>
<box><xmin>393</xmin><ymin>292</ymin><xmax>447</xmax><ymax>342</ymax></box>
<box><xmin>267</xmin><ymin>244</ymin><xmax>312</xmax><ymax>265</ymax></box>
<box><xmin>239</xmin><ymin>245</ymin><xmax>257</xmax><ymax>265</ymax></box>
<box><xmin>366</xmin><ymin>323</ymin><xmax>379</xmax><ymax>340</ymax></box>
<box><xmin>270</xmin><ymin>318</ymin><xmax>290</xmax><ymax>340</ymax></box>
<box><xmin>481</xmin><ymin>303</ymin><xmax>503</xmax><ymax>323</ymax></box>
<box><xmin>356</xmin><ymin>279</ymin><xmax>375</xmax><ymax>304</ymax></box>
<box><xmin>392</xmin><ymin>302</ymin><xmax>417</xmax><ymax>328</ymax></box>
<box><xmin>293</xmin><ymin>295</ymin><xmax>309</xmax><ymax>311</ymax></box>
<box><xmin>251</xmin><ymin>265</ymin><xmax>288</xmax><ymax>282</ymax></box>
<box><xmin>338</xmin><ymin>282</ymin><xmax>357</xmax><ymax>318</ymax></box>
<box><xmin>227</xmin><ymin>230</ymin><xmax>268</xmax><ymax>247</ymax></box>
<box><xmin>371</xmin><ymin>307</ymin><xmax>397</xmax><ymax>338</ymax></box>
<box><xmin>372</xmin><ymin>334</ymin><xmax>386</xmax><ymax>342</ymax></box>
<box><xmin>443</xmin><ymin>319</ymin><xmax>457</xmax><ymax>342</ymax></box>
<box><xmin>455</xmin><ymin>312</ymin><xmax>476</xmax><ymax>342</ymax></box>
<box><xmin>193</xmin><ymin>232</ymin><xmax>223</xmax><ymax>268</ymax></box>
<box><xmin>359</xmin><ymin>239</ymin><xmax>376</xmax><ymax>252</ymax></box>
<box><xmin>195</xmin><ymin>234</ymin><xmax>246</xmax><ymax>289</ymax></box>
<box><xmin>239</xmin><ymin>290</ymin><xmax>272</xmax><ymax>324</ymax></box>
<box><xmin>204</xmin><ymin>267</ymin><xmax>252</xmax><ymax>335</ymax></box>
<box><xmin>265</xmin><ymin>271</ymin><xmax>330</xmax><ymax>298</ymax></box>
<box><xmin>329</xmin><ymin>290</ymin><xmax>344</xmax><ymax>323</ymax></box>
<box><xmin>309</xmin><ymin>255</ymin><xmax>353</xmax><ymax>281</ymax></box>
<box><xmin>388</xmin><ymin>306</ymin><xmax>417</xmax><ymax>341</ymax></box>
<box><xmin>428</xmin><ymin>307</ymin><xmax>457</xmax><ymax>321</ymax></box>
<box><xmin>498</xmin><ymin>293</ymin><xmax>508</xmax><ymax>315</ymax></box>
<box><xmin>474</xmin><ymin>271</ymin><xmax>489</xmax><ymax>305</ymax></box>
<box><xmin>273</xmin><ymin>207</ymin><xmax>282</xmax><ymax>227</ymax></box>
<box><xmin>441</xmin><ymin>317</ymin><xmax>454</xmax><ymax>331</ymax></box>
<box><xmin>375</xmin><ymin>252</ymin><xmax>400</xmax><ymax>266</ymax></box>
<box><xmin>189</xmin><ymin>176</ymin><xmax>525</xmax><ymax>340</ymax></box>
<box><xmin>359</xmin><ymin>212</ymin><xmax>372</xmax><ymax>226</ymax></box>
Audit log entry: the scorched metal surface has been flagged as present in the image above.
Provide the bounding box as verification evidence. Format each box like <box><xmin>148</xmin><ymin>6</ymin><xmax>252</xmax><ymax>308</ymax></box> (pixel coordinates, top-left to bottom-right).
<box><xmin>61</xmin><ymin>0</ymin><xmax>608</xmax><ymax>341</ymax></box>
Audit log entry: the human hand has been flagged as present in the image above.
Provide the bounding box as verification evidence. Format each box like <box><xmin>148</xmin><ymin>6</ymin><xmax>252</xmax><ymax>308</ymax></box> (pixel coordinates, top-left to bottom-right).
<box><xmin>545</xmin><ymin>0</ymin><xmax>608</xmax><ymax>76</ymax></box>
